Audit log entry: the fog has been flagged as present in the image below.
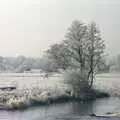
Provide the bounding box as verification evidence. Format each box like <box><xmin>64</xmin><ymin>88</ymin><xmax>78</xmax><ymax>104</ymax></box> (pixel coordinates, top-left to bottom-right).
<box><xmin>0</xmin><ymin>0</ymin><xmax>119</xmax><ymax>57</ymax></box>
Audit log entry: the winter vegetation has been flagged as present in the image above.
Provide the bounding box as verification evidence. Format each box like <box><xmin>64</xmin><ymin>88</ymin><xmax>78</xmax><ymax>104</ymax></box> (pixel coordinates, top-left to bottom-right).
<box><xmin>0</xmin><ymin>56</ymin><xmax>57</xmax><ymax>73</ymax></box>
<box><xmin>0</xmin><ymin>86</ymin><xmax>69</xmax><ymax>109</ymax></box>
<box><xmin>46</xmin><ymin>20</ymin><xmax>106</xmax><ymax>89</ymax></box>
<box><xmin>0</xmin><ymin>20</ymin><xmax>110</xmax><ymax>109</ymax></box>
<box><xmin>0</xmin><ymin>77</ymin><xmax>109</xmax><ymax>110</ymax></box>
<box><xmin>108</xmin><ymin>54</ymin><xmax>120</xmax><ymax>72</ymax></box>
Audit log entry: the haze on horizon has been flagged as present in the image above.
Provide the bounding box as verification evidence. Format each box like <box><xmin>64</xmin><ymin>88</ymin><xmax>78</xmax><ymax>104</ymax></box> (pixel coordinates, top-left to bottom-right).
<box><xmin>0</xmin><ymin>0</ymin><xmax>119</xmax><ymax>57</ymax></box>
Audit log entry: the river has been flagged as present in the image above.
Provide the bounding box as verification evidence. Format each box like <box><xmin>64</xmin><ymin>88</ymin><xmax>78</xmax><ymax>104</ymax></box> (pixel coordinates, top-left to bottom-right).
<box><xmin>0</xmin><ymin>97</ymin><xmax>120</xmax><ymax>120</ymax></box>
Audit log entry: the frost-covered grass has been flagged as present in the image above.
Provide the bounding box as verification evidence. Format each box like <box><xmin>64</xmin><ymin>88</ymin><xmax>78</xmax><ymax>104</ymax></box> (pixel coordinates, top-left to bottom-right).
<box><xmin>0</xmin><ymin>73</ymin><xmax>110</xmax><ymax>110</ymax></box>
<box><xmin>0</xmin><ymin>73</ymin><xmax>70</xmax><ymax>109</ymax></box>
<box><xmin>0</xmin><ymin>85</ymin><xmax>71</xmax><ymax>109</ymax></box>
<box><xmin>0</xmin><ymin>87</ymin><xmax>109</xmax><ymax>110</ymax></box>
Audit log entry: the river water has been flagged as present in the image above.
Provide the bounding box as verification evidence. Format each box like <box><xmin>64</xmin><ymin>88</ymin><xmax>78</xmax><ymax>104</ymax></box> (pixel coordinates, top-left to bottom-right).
<box><xmin>0</xmin><ymin>97</ymin><xmax>120</xmax><ymax>120</ymax></box>
<box><xmin>0</xmin><ymin>73</ymin><xmax>120</xmax><ymax>120</ymax></box>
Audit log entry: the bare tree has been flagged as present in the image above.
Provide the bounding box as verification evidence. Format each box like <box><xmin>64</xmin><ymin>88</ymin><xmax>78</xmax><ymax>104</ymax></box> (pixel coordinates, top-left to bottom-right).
<box><xmin>46</xmin><ymin>20</ymin><xmax>105</xmax><ymax>89</ymax></box>
<box><xmin>86</xmin><ymin>22</ymin><xmax>105</xmax><ymax>88</ymax></box>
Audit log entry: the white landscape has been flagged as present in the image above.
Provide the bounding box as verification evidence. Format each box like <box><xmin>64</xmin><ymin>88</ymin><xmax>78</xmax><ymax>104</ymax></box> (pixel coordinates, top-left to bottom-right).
<box><xmin>0</xmin><ymin>73</ymin><xmax>70</xmax><ymax>109</ymax></box>
<box><xmin>0</xmin><ymin>72</ymin><xmax>119</xmax><ymax>110</ymax></box>
<box><xmin>0</xmin><ymin>0</ymin><xmax>120</xmax><ymax>120</ymax></box>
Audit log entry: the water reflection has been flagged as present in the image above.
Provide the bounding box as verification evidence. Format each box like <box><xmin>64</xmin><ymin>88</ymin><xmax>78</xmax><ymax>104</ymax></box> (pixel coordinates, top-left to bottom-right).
<box><xmin>70</xmin><ymin>101</ymin><xmax>94</xmax><ymax>115</ymax></box>
<box><xmin>0</xmin><ymin>97</ymin><xmax>120</xmax><ymax>120</ymax></box>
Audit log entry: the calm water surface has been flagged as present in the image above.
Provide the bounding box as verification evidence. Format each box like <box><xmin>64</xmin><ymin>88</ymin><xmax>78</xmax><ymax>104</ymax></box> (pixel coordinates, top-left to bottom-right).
<box><xmin>0</xmin><ymin>97</ymin><xmax>120</xmax><ymax>120</ymax></box>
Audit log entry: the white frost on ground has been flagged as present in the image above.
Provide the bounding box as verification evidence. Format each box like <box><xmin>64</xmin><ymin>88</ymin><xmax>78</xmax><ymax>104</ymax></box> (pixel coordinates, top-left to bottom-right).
<box><xmin>94</xmin><ymin>72</ymin><xmax>120</xmax><ymax>96</ymax></box>
<box><xmin>0</xmin><ymin>73</ymin><xmax>69</xmax><ymax>109</ymax></box>
<box><xmin>0</xmin><ymin>72</ymin><xmax>120</xmax><ymax>109</ymax></box>
<box><xmin>0</xmin><ymin>73</ymin><xmax>65</xmax><ymax>89</ymax></box>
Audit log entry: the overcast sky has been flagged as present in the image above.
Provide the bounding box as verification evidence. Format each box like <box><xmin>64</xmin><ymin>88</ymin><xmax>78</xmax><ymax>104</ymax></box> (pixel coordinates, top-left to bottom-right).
<box><xmin>0</xmin><ymin>0</ymin><xmax>119</xmax><ymax>57</ymax></box>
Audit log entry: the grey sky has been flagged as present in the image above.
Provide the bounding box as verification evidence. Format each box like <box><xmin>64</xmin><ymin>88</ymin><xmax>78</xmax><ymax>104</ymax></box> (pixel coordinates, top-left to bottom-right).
<box><xmin>0</xmin><ymin>0</ymin><xmax>119</xmax><ymax>57</ymax></box>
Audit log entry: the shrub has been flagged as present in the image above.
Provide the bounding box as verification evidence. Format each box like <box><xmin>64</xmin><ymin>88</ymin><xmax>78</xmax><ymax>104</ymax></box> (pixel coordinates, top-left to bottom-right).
<box><xmin>64</xmin><ymin>70</ymin><xmax>90</xmax><ymax>98</ymax></box>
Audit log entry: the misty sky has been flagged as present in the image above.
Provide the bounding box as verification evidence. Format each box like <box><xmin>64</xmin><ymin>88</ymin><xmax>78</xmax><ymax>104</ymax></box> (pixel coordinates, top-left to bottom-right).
<box><xmin>0</xmin><ymin>0</ymin><xmax>120</xmax><ymax>57</ymax></box>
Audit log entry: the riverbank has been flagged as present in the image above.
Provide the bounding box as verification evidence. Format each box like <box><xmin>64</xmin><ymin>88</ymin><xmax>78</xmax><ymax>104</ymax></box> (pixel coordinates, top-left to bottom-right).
<box><xmin>0</xmin><ymin>87</ymin><xmax>109</xmax><ymax>110</ymax></box>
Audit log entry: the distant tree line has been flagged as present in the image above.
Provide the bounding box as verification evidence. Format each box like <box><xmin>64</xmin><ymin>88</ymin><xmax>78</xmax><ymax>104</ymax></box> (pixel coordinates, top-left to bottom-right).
<box><xmin>0</xmin><ymin>56</ymin><xmax>57</xmax><ymax>73</ymax></box>
<box><xmin>108</xmin><ymin>54</ymin><xmax>120</xmax><ymax>72</ymax></box>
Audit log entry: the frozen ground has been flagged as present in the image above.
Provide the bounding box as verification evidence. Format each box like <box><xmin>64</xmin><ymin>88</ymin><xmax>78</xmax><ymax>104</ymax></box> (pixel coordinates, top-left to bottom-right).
<box><xmin>0</xmin><ymin>72</ymin><xmax>120</xmax><ymax>93</ymax></box>
<box><xmin>0</xmin><ymin>72</ymin><xmax>119</xmax><ymax>109</ymax></box>
<box><xmin>0</xmin><ymin>73</ymin><xmax>64</xmax><ymax>89</ymax></box>
<box><xmin>94</xmin><ymin>72</ymin><xmax>120</xmax><ymax>96</ymax></box>
<box><xmin>0</xmin><ymin>73</ymin><xmax>69</xmax><ymax>109</ymax></box>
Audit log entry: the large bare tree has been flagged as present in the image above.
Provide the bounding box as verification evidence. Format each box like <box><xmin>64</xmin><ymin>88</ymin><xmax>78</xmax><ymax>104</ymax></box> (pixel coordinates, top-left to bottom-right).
<box><xmin>46</xmin><ymin>20</ymin><xmax>105</xmax><ymax>88</ymax></box>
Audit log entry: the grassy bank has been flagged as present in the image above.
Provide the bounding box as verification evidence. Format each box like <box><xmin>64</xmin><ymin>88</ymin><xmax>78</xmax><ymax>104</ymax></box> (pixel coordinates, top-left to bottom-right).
<box><xmin>0</xmin><ymin>87</ymin><xmax>109</xmax><ymax>110</ymax></box>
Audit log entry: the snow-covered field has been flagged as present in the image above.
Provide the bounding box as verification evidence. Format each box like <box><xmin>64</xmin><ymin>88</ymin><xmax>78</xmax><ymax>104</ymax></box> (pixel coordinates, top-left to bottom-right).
<box><xmin>0</xmin><ymin>73</ymin><xmax>68</xmax><ymax>109</ymax></box>
<box><xmin>0</xmin><ymin>73</ymin><xmax>64</xmax><ymax>89</ymax></box>
<box><xmin>0</xmin><ymin>72</ymin><xmax>120</xmax><ymax>95</ymax></box>
<box><xmin>94</xmin><ymin>72</ymin><xmax>120</xmax><ymax>96</ymax></box>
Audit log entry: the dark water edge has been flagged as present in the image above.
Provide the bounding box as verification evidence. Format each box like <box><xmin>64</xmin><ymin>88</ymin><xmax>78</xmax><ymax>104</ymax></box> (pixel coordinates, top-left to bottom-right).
<box><xmin>1</xmin><ymin>97</ymin><xmax>120</xmax><ymax>120</ymax></box>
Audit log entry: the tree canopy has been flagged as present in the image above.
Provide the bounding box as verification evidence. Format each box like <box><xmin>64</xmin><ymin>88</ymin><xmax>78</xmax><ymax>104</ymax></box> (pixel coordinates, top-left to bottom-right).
<box><xmin>46</xmin><ymin>20</ymin><xmax>105</xmax><ymax>88</ymax></box>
